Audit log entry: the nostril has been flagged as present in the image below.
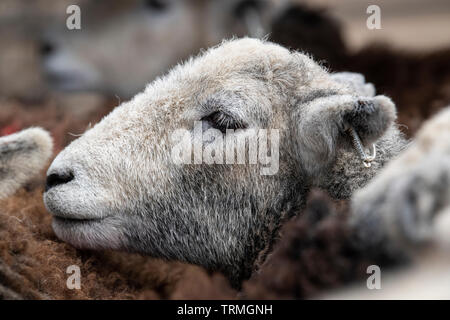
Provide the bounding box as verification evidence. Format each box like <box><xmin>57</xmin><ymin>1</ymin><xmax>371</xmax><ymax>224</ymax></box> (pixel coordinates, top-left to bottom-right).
<box><xmin>40</xmin><ymin>41</ymin><xmax>55</xmax><ymax>56</ymax></box>
<box><xmin>45</xmin><ymin>171</ymin><xmax>74</xmax><ymax>192</ymax></box>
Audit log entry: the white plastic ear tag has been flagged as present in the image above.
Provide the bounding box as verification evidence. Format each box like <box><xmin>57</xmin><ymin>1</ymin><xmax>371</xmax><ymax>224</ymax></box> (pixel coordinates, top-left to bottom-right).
<box><xmin>347</xmin><ymin>127</ymin><xmax>376</xmax><ymax>168</ymax></box>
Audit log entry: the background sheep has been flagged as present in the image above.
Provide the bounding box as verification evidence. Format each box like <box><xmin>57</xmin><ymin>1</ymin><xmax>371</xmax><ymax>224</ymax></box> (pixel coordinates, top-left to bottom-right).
<box><xmin>0</xmin><ymin>128</ymin><xmax>53</xmax><ymax>200</ymax></box>
<box><xmin>40</xmin><ymin>0</ymin><xmax>288</xmax><ymax>97</ymax></box>
<box><xmin>324</xmin><ymin>107</ymin><xmax>450</xmax><ymax>299</ymax></box>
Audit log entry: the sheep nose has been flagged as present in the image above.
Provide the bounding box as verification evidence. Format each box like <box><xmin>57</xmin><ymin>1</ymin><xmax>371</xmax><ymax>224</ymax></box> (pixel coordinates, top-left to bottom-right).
<box><xmin>45</xmin><ymin>170</ymin><xmax>74</xmax><ymax>191</ymax></box>
<box><xmin>40</xmin><ymin>40</ymin><xmax>56</xmax><ymax>56</ymax></box>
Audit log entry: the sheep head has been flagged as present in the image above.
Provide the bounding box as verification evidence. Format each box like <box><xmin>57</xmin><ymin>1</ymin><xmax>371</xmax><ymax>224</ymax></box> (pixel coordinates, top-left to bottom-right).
<box><xmin>43</xmin><ymin>38</ymin><xmax>402</xmax><ymax>285</ymax></box>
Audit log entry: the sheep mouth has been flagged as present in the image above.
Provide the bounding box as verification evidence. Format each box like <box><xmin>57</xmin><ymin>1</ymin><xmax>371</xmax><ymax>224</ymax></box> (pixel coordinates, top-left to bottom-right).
<box><xmin>51</xmin><ymin>215</ymin><xmax>124</xmax><ymax>250</ymax></box>
<box><xmin>52</xmin><ymin>216</ymin><xmax>107</xmax><ymax>241</ymax></box>
<box><xmin>53</xmin><ymin>216</ymin><xmax>104</xmax><ymax>224</ymax></box>
<box><xmin>52</xmin><ymin>214</ymin><xmax>111</xmax><ymax>231</ymax></box>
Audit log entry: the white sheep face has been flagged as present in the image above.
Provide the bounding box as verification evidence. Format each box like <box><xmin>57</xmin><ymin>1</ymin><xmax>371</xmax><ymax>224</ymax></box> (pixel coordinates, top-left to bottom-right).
<box><xmin>43</xmin><ymin>38</ymin><xmax>398</xmax><ymax>283</ymax></box>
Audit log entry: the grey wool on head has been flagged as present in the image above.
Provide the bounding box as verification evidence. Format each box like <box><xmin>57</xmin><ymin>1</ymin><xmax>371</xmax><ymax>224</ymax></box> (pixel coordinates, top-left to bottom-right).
<box><xmin>43</xmin><ymin>38</ymin><xmax>410</xmax><ymax>287</ymax></box>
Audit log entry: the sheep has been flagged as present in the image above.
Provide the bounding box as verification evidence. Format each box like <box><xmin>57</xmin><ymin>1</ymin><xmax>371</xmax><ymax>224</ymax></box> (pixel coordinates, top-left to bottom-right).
<box><xmin>41</xmin><ymin>0</ymin><xmax>288</xmax><ymax>97</ymax></box>
<box><xmin>323</xmin><ymin>106</ymin><xmax>450</xmax><ymax>299</ymax></box>
<box><xmin>0</xmin><ymin>128</ymin><xmax>53</xmax><ymax>200</ymax></box>
<box><xmin>43</xmin><ymin>38</ymin><xmax>409</xmax><ymax>287</ymax></box>
<box><xmin>351</xmin><ymin>107</ymin><xmax>450</xmax><ymax>254</ymax></box>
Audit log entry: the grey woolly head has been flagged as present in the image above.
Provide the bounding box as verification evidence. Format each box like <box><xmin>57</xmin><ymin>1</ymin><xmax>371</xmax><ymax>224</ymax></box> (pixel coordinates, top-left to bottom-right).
<box><xmin>43</xmin><ymin>38</ymin><xmax>405</xmax><ymax>285</ymax></box>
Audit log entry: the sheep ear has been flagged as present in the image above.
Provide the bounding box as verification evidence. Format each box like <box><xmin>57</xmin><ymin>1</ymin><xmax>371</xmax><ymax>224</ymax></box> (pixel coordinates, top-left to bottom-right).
<box><xmin>291</xmin><ymin>94</ymin><xmax>397</xmax><ymax>177</ymax></box>
<box><xmin>0</xmin><ymin>128</ymin><xmax>53</xmax><ymax>199</ymax></box>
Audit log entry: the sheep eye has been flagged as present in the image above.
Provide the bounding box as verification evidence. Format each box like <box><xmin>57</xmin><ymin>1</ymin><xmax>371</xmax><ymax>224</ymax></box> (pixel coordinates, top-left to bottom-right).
<box><xmin>144</xmin><ymin>0</ymin><xmax>169</xmax><ymax>11</ymax></box>
<box><xmin>201</xmin><ymin>111</ymin><xmax>246</xmax><ymax>134</ymax></box>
